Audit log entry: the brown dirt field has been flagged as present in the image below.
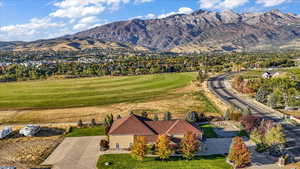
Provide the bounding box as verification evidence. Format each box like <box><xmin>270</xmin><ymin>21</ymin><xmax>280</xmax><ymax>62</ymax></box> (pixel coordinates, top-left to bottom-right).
<box><xmin>0</xmin><ymin>128</ymin><xmax>64</xmax><ymax>169</ymax></box>
<box><xmin>0</xmin><ymin>82</ymin><xmax>221</xmax><ymax>124</ymax></box>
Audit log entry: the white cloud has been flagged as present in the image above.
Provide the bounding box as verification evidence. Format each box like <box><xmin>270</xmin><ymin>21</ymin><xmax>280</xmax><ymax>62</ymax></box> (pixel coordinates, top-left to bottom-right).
<box><xmin>134</xmin><ymin>0</ymin><xmax>153</xmax><ymax>4</ymax></box>
<box><xmin>199</xmin><ymin>0</ymin><xmax>248</xmax><ymax>10</ymax></box>
<box><xmin>130</xmin><ymin>13</ymin><xmax>156</xmax><ymax>20</ymax></box>
<box><xmin>256</xmin><ymin>0</ymin><xmax>288</xmax><ymax>7</ymax></box>
<box><xmin>73</xmin><ymin>16</ymin><xmax>100</xmax><ymax>30</ymax></box>
<box><xmin>0</xmin><ymin>18</ymin><xmax>65</xmax><ymax>41</ymax></box>
<box><xmin>50</xmin><ymin>5</ymin><xmax>105</xmax><ymax>18</ymax></box>
<box><xmin>158</xmin><ymin>7</ymin><xmax>193</xmax><ymax>19</ymax></box>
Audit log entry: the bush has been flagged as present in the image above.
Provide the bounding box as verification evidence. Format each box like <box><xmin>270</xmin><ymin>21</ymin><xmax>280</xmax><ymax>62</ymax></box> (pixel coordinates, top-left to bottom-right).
<box><xmin>225</xmin><ymin>107</ymin><xmax>242</xmax><ymax>121</ymax></box>
<box><xmin>153</xmin><ymin>114</ymin><xmax>159</xmax><ymax>121</ymax></box>
<box><xmin>100</xmin><ymin>139</ymin><xmax>109</xmax><ymax>151</ymax></box>
<box><xmin>256</xmin><ymin>86</ymin><xmax>271</xmax><ymax>104</ymax></box>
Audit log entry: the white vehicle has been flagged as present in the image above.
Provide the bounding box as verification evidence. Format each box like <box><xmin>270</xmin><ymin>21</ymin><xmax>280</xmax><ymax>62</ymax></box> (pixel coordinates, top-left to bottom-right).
<box><xmin>0</xmin><ymin>126</ymin><xmax>13</xmax><ymax>139</ymax></box>
<box><xmin>19</xmin><ymin>125</ymin><xmax>40</xmax><ymax>137</ymax></box>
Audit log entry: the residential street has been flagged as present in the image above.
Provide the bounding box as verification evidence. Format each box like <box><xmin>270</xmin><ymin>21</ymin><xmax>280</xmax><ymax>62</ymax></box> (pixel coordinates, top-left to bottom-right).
<box><xmin>208</xmin><ymin>73</ymin><xmax>300</xmax><ymax>160</ymax></box>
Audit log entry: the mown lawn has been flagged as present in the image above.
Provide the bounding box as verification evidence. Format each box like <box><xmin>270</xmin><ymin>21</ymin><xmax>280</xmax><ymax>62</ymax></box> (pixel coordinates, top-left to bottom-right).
<box><xmin>199</xmin><ymin>123</ymin><xmax>218</xmax><ymax>138</ymax></box>
<box><xmin>97</xmin><ymin>154</ymin><xmax>232</xmax><ymax>169</ymax></box>
<box><xmin>0</xmin><ymin>72</ymin><xmax>195</xmax><ymax>110</ymax></box>
<box><xmin>65</xmin><ymin>126</ymin><xmax>105</xmax><ymax>137</ymax></box>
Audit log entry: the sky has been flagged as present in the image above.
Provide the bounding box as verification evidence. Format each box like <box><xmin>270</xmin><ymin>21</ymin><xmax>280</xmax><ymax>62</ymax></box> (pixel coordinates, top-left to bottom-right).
<box><xmin>0</xmin><ymin>0</ymin><xmax>299</xmax><ymax>41</ymax></box>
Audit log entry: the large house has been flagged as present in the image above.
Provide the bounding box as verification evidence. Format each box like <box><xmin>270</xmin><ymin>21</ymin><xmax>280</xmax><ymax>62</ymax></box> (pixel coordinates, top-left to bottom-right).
<box><xmin>108</xmin><ymin>114</ymin><xmax>203</xmax><ymax>150</ymax></box>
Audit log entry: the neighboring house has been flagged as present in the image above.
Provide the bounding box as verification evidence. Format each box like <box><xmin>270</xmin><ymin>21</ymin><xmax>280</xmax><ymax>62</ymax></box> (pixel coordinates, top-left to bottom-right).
<box><xmin>108</xmin><ymin>114</ymin><xmax>202</xmax><ymax>150</ymax></box>
<box><xmin>262</xmin><ymin>72</ymin><xmax>272</xmax><ymax>79</ymax></box>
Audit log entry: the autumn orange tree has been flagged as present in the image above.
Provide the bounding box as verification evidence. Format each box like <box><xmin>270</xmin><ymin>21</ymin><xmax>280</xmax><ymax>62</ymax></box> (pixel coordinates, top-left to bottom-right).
<box><xmin>156</xmin><ymin>134</ymin><xmax>173</xmax><ymax>160</ymax></box>
<box><xmin>228</xmin><ymin>136</ymin><xmax>251</xmax><ymax>168</ymax></box>
<box><xmin>131</xmin><ymin>136</ymin><xmax>147</xmax><ymax>161</ymax></box>
<box><xmin>180</xmin><ymin>132</ymin><xmax>200</xmax><ymax>160</ymax></box>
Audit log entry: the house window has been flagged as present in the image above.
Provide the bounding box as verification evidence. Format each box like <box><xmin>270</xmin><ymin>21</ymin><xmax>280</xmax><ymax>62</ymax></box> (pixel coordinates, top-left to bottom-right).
<box><xmin>116</xmin><ymin>143</ymin><xmax>120</xmax><ymax>150</ymax></box>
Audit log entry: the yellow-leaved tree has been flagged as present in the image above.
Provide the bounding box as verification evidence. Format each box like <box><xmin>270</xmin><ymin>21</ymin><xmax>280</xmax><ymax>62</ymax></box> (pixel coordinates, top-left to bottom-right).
<box><xmin>131</xmin><ymin>136</ymin><xmax>147</xmax><ymax>161</ymax></box>
<box><xmin>156</xmin><ymin>134</ymin><xmax>173</xmax><ymax>160</ymax></box>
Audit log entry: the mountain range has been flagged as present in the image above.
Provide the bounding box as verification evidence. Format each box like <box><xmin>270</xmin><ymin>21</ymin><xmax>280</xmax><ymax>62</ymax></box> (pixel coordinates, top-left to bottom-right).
<box><xmin>1</xmin><ymin>9</ymin><xmax>300</xmax><ymax>53</ymax></box>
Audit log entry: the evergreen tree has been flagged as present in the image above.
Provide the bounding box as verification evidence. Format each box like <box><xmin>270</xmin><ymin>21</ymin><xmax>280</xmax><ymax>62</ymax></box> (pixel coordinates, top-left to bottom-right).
<box><xmin>104</xmin><ymin>114</ymin><xmax>114</xmax><ymax>135</ymax></box>
<box><xmin>163</xmin><ymin>112</ymin><xmax>172</xmax><ymax>121</ymax></box>
<box><xmin>185</xmin><ymin>111</ymin><xmax>198</xmax><ymax>123</ymax></box>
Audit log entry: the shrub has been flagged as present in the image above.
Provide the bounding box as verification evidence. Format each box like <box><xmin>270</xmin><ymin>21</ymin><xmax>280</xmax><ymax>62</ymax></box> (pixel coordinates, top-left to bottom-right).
<box><xmin>228</xmin><ymin>137</ymin><xmax>251</xmax><ymax>168</ymax></box>
<box><xmin>100</xmin><ymin>139</ymin><xmax>109</xmax><ymax>151</ymax></box>
<box><xmin>225</xmin><ymin>107</ymin><xmax>242</xmax><ymax>121</ymax></box>
<box><xmin>141</xmin><ymin>112</ymin><xmax>148</xmax><ymax>118</ymax></box>
<box><xmin>117</xmin><ymin>114</ymin><xmax>122</xmax><ymax>119</ymax></box>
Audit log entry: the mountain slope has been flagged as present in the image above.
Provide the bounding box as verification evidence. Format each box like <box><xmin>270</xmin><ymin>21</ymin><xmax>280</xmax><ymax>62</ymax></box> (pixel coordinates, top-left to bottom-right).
<box><xmin>1</xmin><ymin>10</ymin><xmax>300</xmax><ymax>53</ymax></box>
<box><xmin>74</xmin><ymin>9</ymin><xmax>300</xmax><ymax>52</ymax></box>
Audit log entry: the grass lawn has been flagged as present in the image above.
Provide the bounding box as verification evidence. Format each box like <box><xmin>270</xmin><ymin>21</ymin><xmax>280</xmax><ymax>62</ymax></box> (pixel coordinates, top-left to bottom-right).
<box><xmin>65</xmin><ymin>126</ymin><xmax>105</xmax><ymax>137</ymax></box>
<box><xmin>199</xmin><ymin>123</ymin><xmax>218</xmax><ymax>138</ymax></box>
<box><xmin>0</xmin><ymin>72</ymin><xmax>195</xmax><ymax>110</ymax></box>
<box><xmin>197</xmin><ymin>92</ymin><xmax>221</xmax><ymax>114</ymax></box>
<box><xmin>97</xmin><ymin>154</ymin><xmax>232</xmax><ymax>169</ymax></box>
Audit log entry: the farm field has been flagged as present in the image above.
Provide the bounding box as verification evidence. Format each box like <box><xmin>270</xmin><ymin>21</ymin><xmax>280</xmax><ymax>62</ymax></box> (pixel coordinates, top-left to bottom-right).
<box><xmin>97</xmin><ymin>154</ymin><xmax>232</xmax><ymax>169</ymax></box>
<box><xmin>0</xmin><ymin>72</ymin><xmax>221</xmax><ymax>124</ymax></box>
<box><xmin>0</xmin><ymin>73</ymin><xmax>195</xmax><ymax>109</ymax></box>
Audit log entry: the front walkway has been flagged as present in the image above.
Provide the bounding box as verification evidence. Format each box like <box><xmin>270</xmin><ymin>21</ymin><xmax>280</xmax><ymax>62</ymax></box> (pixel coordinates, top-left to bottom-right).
<box><xmin>42</xmin><ymin>136</ymin><xmax>105</xmax><ymax>169</ymax></box>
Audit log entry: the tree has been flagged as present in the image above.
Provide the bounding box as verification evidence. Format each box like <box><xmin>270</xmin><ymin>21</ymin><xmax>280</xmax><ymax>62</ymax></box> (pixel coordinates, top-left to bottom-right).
<box><xmin>141</xmin><ymin>112</ymin><xmax>148</xmax><ymax>118</ymax></box>
<box><xmin>242</xmin><ymin>106</ymin><xmax>252</xmax><ymax>116</ymax></box>
<box><xmin>265</xmin><ymin>124</ymin><xmax>286</xmax><ymax>147</ymax></box>
<box><xmin>156</xmin><ymin>134</ymin><xmax>173</xmax><ymax>160</ymax></box>
<box><xmin>91</xmin><ymin>119</ymin><xmax>97</xmax><ymax>126</ymax></box>
<box><xmin>197</xmin><ymin>70</ymin><xmax>208</xmax><ymax>83</ymax></box>
<box><xmin>250</xmin><ymin>128</ymin><xmax>264</xmax><ymax>145</ymax></box>
<box><xmin>256</xmin><ymin>86</ymin><xmax>271</xmax><ymax>104</ymax></box>
<box><xmin>241</xmin><ymin>115</ymin><xmax>261</xmax><ymax>132</ymax></box>
<box><xmin>164</xmin><ymin>112</ymin><xmax>172</xmax><ymax>121</ymax></box>
<box><xmin>104</xmin><ymin>114</ymin><xmax>114</xmax><ymax>135</ymax></box>
<box><xmin>153</xmin><ymin>114</ymin><xmax>159</xmax><ymax>121</ymax></box>
<box><xmin>131</xmin><ymin>136</ymin><xmax>147</xmax><ymax>161</ymax></box>
<box><xmin>180</xmin><ymin>132</ymin><xmax>200</xmax><ymax>160</ymax></box>
<box><xmin>77</xmin><ymin>119</ymin><xmax>83</xmax><ymax>128</ymax></box>
<box><xmin>228</xmin><ymin>137</ymin><xmax>251</xmax><ymax>168</ymax></box>
<box><xmin>185</xmin><ymin>111</ymin><xmax>198</xmax><ymax>123</ymax></box>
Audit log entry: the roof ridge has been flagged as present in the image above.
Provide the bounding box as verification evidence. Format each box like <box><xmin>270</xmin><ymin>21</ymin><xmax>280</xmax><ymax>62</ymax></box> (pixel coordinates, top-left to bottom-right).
<box><xmin>108</xmin><ymin>114</ymin><xmax>134</xmax><ymax>134</ymax></box>
<box><xmin>165</xmin><ymin>120</ymin><xmax>180</xmax><ymax>135</ymax></box>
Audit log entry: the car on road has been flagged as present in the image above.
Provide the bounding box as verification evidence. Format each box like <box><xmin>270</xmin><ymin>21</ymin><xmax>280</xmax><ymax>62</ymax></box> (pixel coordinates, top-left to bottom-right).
<box><xmin>0</xmin><ymin>126</ymin><xmax>13</xmax><ymax>139</ymax></box>
<box><xmin>19</xmin><ymin>125</ymin><xmax>40</xmax><ymax>137</ymax></box>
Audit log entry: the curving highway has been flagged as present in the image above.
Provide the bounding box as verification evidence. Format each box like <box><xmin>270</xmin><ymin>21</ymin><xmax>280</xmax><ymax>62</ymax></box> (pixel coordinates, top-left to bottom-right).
<box><xmin>208</xmin><ymin>73</ymin><xmax>300</xmax><ymax>160</ymax></box>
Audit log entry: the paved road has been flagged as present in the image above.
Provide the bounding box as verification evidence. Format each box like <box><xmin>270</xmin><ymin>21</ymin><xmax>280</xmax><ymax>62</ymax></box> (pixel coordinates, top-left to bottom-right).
<box><xmin>208</xmin><ymin>73</ymin><xmax>300</xmax><ymax>160</ymax></box>
<box><xmin>43</xmin><ymin>136</ymin><xmax>105</xmax><ymax>169</ymax></box>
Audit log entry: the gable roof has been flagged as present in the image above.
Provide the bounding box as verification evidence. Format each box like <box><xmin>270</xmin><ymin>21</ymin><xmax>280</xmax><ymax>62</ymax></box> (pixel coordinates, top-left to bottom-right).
<box><xmin>109</xmin><ymin>114</ymin><xmax>202</xmax><ymax>136</ymax></box>
<box><xmin>108</xmin><ymin>114</ymin><xmax>155</xmax><ymax>135</ymax></box>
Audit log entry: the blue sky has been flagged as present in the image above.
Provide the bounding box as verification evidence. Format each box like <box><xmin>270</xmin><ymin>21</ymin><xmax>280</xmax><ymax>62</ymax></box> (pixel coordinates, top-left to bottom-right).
<box><xmin>0</xmin><ymin>0</ymin><xmax>299</xmax><ymax>41</ymax></box>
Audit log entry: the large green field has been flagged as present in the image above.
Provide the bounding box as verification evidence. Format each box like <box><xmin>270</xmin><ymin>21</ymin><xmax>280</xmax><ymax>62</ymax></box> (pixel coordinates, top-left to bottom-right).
<box><xmin>0</xmin><ymin>73</ymin><xmax>196</xmax><ymax>110</ymax></box>
<box><xmin>97</xmin><ymin>154</ymin><xmax>232</xmax><ymax>169</ymax></box>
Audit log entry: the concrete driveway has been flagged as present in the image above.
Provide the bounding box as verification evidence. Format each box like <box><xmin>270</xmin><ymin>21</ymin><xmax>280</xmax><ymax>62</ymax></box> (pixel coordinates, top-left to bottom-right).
<box><xmin>43</xmin><ymin>136</ymin><xmax>105</xmax><ymax>169</ymax></box>
<box><xmin>198</xmin><ymin>138</ymin><xmax>232</xmax><ymax>155</ymax></box>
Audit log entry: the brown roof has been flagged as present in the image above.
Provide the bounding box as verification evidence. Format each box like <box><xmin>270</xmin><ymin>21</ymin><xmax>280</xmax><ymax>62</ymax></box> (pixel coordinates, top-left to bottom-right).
<box><xmin>109</xmin><ymin>114</ymin><xmax>202</xmax><ymax>136</ymax></box>
<box><xmin>108</xmin><ymin>114</ymin><xmax>155</xmax><ymax>135</ymax></box>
